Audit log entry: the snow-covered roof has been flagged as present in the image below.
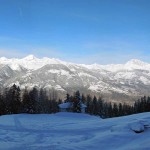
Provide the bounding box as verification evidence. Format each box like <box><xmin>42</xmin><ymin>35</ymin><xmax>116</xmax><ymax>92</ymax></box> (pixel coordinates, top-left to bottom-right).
<box><xmin>59</xmin><ymin>102</ymin><xmax>87</xmax><ymax>109</ymax></box>
<box><xmin>58</xmin><ymin>102</ymin><xmax>72</xmax><ymax>109</ymax></box>
<box><xmin>81</xmin><ymin>103</ymin><xmax>87</xmax><ymax>108</ymax></box>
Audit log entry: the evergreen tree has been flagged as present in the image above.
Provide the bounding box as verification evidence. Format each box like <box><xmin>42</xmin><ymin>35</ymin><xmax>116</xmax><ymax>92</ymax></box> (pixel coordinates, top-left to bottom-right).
<box><xmin>112</xmin><ymin>103</ymin><xmax>119</xmax><ymax>117</ymax></box>
<box><xmin>28</xmin><ymin>87</ymin><xmax>38</xmax><ymax>113</ymax></box>
<box><xmin>65</xmin><ymin>93</ymin><xmax>70</xmax><ymax>102</ymax></box>
<box><xmin>146</xmin><ymin>96</ymin><xmax>150</xmax><ymax>111</ymax></box>
<box><xmin>92</xmin><ymin>96</ymin><xmax>98</xmax><ymax>115</ymax></box>
<box><xmin>81</xmin><ymin>94</ymin><xmax>86</xmax><ymax>104</ymax></box>
<box><xmin>38</xmin><ymin>88</ymin><xmax>49</xmax><ymax>113</ymax></box>
<box><xmin>118</xmin><ymin>103</ymin><xmax>123</xmax><ymax>116</ymax></box>
<box><xmin>86</xmin><ymin>94</ymin><xmax>92</xmax><ymax>114</ymax></box>
<box><xmin>107</xmin><ymin>102</ymin><xmax>113</xmax><ymax>118</ymax></box>
<box><xmin>7</xmin><ymin>84</ymin><xmax>21</xmax><ymax>114</ymax></box>
<box><xmin>97</xmin><ymin>97</ymin><xmax>104</xmax><ymax>117</ymax></box>
<box><xmin>0</xmin><ymin>93</ymin><xmax>5</xmax><ymax>115</ymax></box>
<box><xmin>73</xmin><ymin>91</ymin><xmax>81</xmax><ymax>113</ymax></box>
<box><xmin>22</xmin><ymin>88</ymin><xmax>31</xmax><ymax>113</ymax></box>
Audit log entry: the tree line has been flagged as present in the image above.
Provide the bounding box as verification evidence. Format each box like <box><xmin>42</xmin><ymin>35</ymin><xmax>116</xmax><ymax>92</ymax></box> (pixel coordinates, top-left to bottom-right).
<box><xmin>85</xmin><ymin>94</ymin><xmax>150</xmax><ymax>118</ymax></box>
<box><xmin>0</xmin><ymin>84</ymin><xmax>61</xmax><ymax>115</ymax></box>
<box><xmin>64</xmin><ymin>91</ymin><xmax>150</xmax><ymax>118</ymax></box>
<box><xmin>0</xmin><ymin>85</ymin><xmax>150</xmax><ymax>118</ymax></box>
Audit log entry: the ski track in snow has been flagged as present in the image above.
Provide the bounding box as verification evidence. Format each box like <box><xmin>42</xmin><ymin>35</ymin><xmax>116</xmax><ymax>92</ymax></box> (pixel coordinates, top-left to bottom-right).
<box><xmin>0</xmin><ymin>112</ymin><xmax>150</xmax><ymax>150</ymax></box>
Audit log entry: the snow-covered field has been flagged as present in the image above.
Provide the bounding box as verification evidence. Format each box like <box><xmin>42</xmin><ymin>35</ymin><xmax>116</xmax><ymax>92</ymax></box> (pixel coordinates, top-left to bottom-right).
<box><xmin>0</xmin><ymin>112</ymin><xmax>150</xmax><ymax>150</ymax></box>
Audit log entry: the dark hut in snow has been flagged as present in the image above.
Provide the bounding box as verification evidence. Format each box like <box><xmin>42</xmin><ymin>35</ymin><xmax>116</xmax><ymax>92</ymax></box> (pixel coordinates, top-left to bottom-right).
<box><xmin>58</xmin><ymin>100</ymin><xmax>87</xmax><ymax>113</ymax></box>
<box><xmin>59</xmin><ymin>102</ymin><xmax>72</xmax><ymax>112</ymax></box>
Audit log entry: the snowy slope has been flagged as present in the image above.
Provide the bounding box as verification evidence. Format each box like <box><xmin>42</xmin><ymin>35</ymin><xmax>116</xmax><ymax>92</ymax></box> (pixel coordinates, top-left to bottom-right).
<box><xmin>0</xmin><ymin>55</ymin><xmax>150</xmax><ymax>101</ymax></box>
<box><xmin>0</xmin><ymin>112</ymin><xmax>150</xmax><ymax>150</ymax></box>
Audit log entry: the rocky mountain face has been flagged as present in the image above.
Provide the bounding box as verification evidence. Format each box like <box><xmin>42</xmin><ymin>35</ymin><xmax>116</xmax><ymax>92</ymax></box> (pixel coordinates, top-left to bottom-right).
<box><xmin>0</xmin><ymin>55</ymin><xmax>150</xmax><ymax>103</ymax></box>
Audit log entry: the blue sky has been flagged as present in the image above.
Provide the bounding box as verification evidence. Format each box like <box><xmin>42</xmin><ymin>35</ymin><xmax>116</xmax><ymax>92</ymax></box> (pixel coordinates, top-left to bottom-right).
<box><xmin>0</xmin><ymin>0</ymin><xmax>150</xmax><ymax>64</ymax></box>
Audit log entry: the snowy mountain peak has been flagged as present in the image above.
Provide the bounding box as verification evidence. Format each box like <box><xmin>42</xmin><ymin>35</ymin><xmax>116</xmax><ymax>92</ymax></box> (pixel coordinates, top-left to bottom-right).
<box><xmin>126</xmin><ymin>59</ymin><xmax>146</xmax><ymax>66</ymax></box>
<box><xmin>22</xmin><ymin>54</ymin><xmax>38</xmax><ymax>60</ymax></box>
<box><xmin>124</xmin><ymin>59</ymin><xmax>150</xmax><ymax>70</ymax></box>
<box><xmin>0</xmin><ymin>55</ymin><xmax>150</xmax><ymax>100</ymax></box>
<box><xmin>0</xmin><ymin>57</ymin><xmax>8</xmax><ymax>61</ymax></box>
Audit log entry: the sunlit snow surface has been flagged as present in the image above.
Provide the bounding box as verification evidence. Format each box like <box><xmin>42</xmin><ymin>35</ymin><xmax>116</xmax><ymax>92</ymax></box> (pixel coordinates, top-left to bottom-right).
<box><xmin>0</xmin><ymin>112</ymin><xmax>150</xmax><ymax>150</ymax></box>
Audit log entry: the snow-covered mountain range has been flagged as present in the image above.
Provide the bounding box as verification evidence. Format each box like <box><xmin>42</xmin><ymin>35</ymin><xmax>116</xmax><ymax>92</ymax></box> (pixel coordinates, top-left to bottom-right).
<box><xmin>0</xmin><ymin>55</ymin><xmax>150</xmax><ymax>102</ymax></box>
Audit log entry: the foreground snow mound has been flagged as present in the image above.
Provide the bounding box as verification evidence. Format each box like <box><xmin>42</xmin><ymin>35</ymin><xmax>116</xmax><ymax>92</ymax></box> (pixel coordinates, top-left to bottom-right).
<box><xmin>129</xmin><ymin>121</ymin><xmax>145</xmax><ymax>133</ymax></box>
<box><xmin>0</xmin><ymin>112</ymin><xmax>150</xmax><ymax>150</ymax></box>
